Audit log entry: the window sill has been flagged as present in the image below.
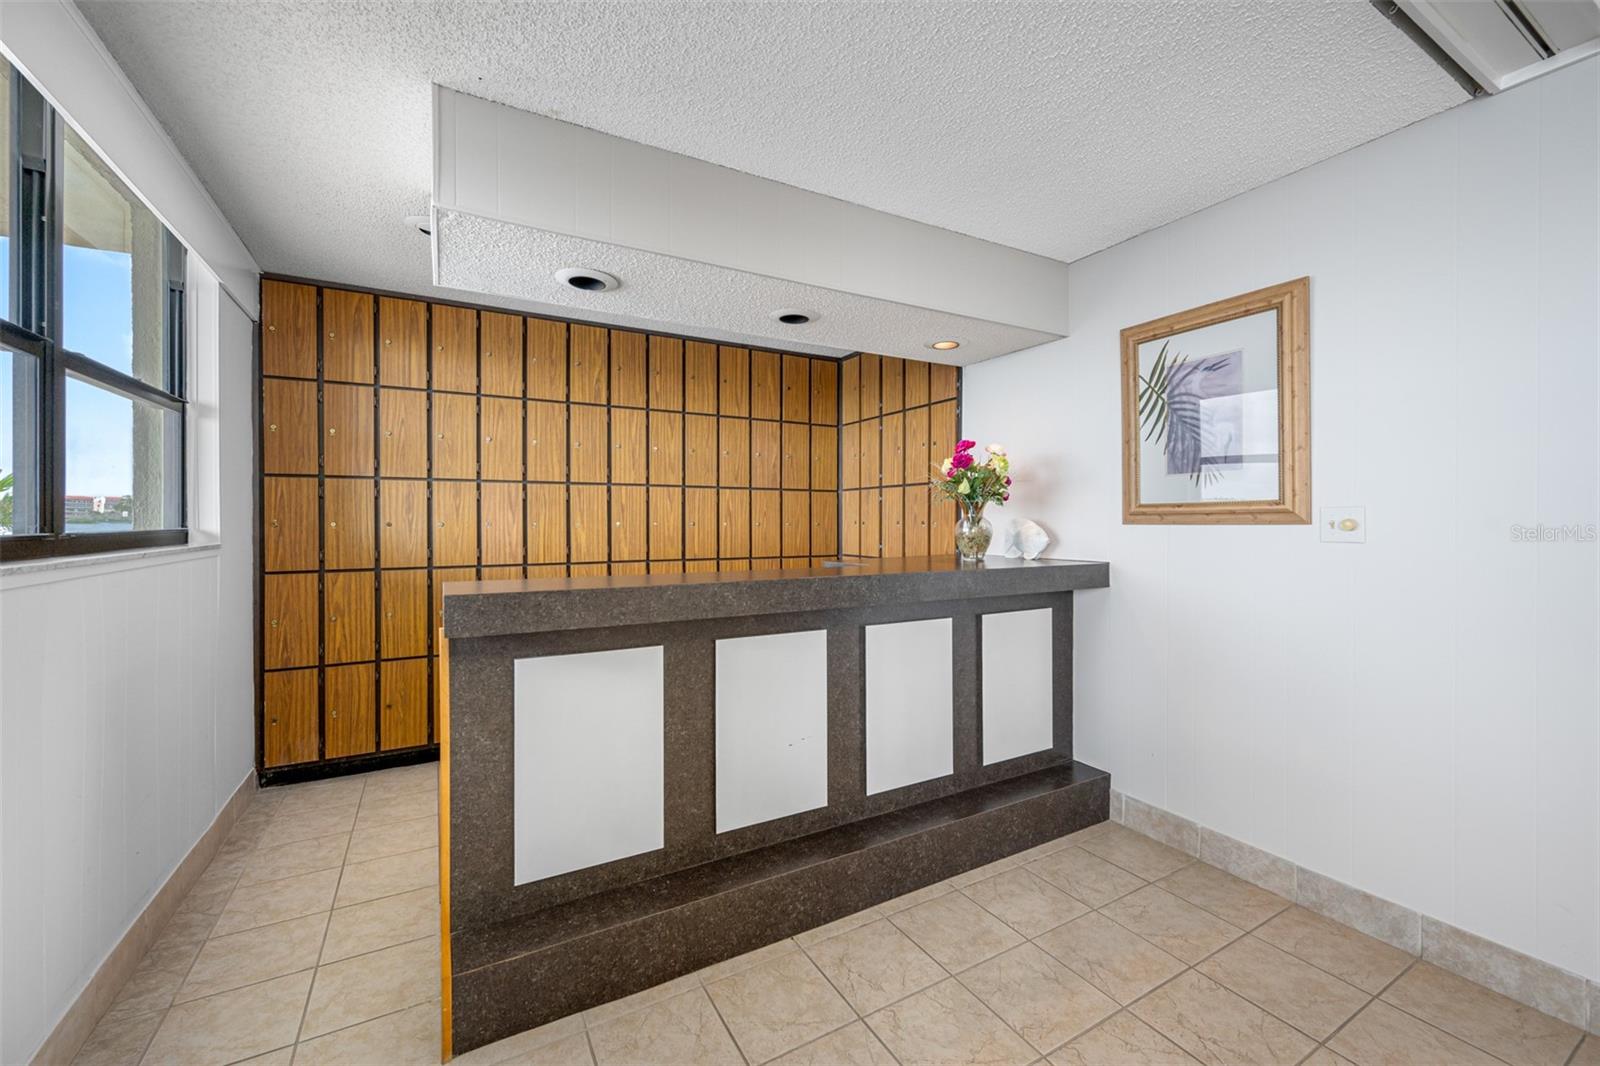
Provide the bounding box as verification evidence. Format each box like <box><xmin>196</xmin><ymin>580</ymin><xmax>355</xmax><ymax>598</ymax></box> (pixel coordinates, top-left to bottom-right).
<box><xmin>0</xmin><ymin>540</ymin><xmax>222</xmax><ymax>588</ymax></box>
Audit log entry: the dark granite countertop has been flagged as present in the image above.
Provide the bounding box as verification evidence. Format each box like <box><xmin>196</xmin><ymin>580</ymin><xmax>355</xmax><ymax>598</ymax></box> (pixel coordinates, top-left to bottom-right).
<box><xmin>441</xmin><ymin>555</ymin><xmax>1109</xmax><ymax>638</ymax></box>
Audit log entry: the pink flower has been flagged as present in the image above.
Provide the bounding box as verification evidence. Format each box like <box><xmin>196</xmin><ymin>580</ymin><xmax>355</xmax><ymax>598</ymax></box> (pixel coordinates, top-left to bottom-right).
<box><xmin>1003</xmin><ymin>476</ymin><xmax>1012</xmax><ymax>486</ymax></box>
<box><xmin>1002</xmin><ymin>491</ymin><xmax>1010</xmax><ymax>501</ymax></box>
<box><xmin>955</xmin><ymin>439</ymin><xmax>977</xmax><ymax>453</ymax></box>
<box><xmin>950</xmin><ymin>451</ymin><xmax>975</xmax><ymax>470</ymax></box>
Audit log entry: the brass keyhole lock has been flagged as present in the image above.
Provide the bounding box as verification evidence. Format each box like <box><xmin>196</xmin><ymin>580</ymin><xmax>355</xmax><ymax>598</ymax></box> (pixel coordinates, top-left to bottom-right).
<box><xmin>329</xmin><ymin>521</ymin><xmax>338</xmax><ymax>528</ymax></box>
<box><xmin>270</xmin><ymin>619</ymin><xmax>280</xmax><ymax>628</ymax></box>
<box><xmin>269</xmin><ymin>424</ymin><xmax>278</xmax><ymax>432</ymax></box>
<box><xmin>328</xmin><ymin>427</ymin><xmax>337</xmax><ymax>435</ymax></box>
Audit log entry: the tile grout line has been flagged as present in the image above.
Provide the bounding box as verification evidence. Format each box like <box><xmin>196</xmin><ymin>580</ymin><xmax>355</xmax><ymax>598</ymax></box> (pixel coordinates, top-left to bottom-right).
<box><xmin>291</xmin><ymin>775</ymin><xmax>363</xmax><ymax>1049</ymax></box>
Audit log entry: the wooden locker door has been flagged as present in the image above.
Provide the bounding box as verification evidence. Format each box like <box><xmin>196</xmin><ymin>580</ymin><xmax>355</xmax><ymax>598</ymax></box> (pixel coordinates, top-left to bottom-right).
<box><xmin>685</xmin><ymin>488</ymin><xmax>718</xmax><ymax>559</ymax></box>
<box><xmin>264</xmin><ymin>573</ymin><xmax>318</xmax><ymax>669</ymax></box>
<box><xmin>931</xmin><ymin>363</ymin><xmax>958</xmax><ymax>402</ymax></box>
<box><xmin>860</xmin><ymin>490</ymin><xmax>882</xmax><ymax>557</ymax></box>
<box><xmin>378</xmin><ymin>296</ymin><xmax>427</xmax><ymax>388</ymax></box>
<box><xmin>379</xmin><ymin>480</ymin><xmax>428</xmax><ymax>568</ymax></box>
<box><xmin>433</xmin><ymin>568</ymin><xmax>478</xmax><ymax>637</ymax></box>
<box><xmin>261</xmin><ymin>280</ymin><xmax>317</xmax><ymax>378</ymax></box>
<box><xmin>881</xmin><ymin>412</ymin><xmax>905</xmax><ymax>487</ymax></box>
<box><xmin>718</xmin><ymin>489</ymin><xmax>750</xmax><ymax>558</ymax></box>
<box><xmin>262</xmin><ymin>378</ymin><xmax>318</xmax><ymax>475</ymax></box>
<box><xmin>811</xmin><ymin>426</ymin><xmax>838</xmax><ymax>491</ymax></box>
<box><xmin>568</xmin><ymin>406</ymin><xmax>609</xmax><ymax>483</ymax></box>
<box><xmin>840</xmin><ymin>491</ymin><xmax>861</xmax><ymax>556</ymax></box>
<box><xmin>433</xmin><ymin>481</ymin><xmax>478</xmax><ymax>567</ymax></box>
<box><xmin>859</xmin><ymin>353</ymin><xmax>881</xmax><ymax>418</ymax></box>
<box><xmin>860</xmin><ymin>418</ymin><xmax>882</xmax><ymax>488</ymax></box>
<box><xmin>684</xmin><ymin>415</ymin><xmax>717</xmax><ymax>485</ymax></box>
<box><xmin>718</xmin><ymin>418</ymin><xmax>749</xmax><ymax>487</ymax></box>
<box><xmin>526</xmin><ymin>400</ymin><xmax>567</xmax><ymax>482</ymax></box>
<box><xmin>262</xmin><ymin>669</ymin><xmax>318</xmax><ymax>767</ymax></box>
<box><xmin>887</xmin><ymin>490</ymin><xmax>913</xmax><ymax>558</ymax></box>
<box><xmin>527</xmin><ymin>484</ymin><xmax>567</xmax><ymax>564</ymax></box>
<box><xmin>325</xmin><ymin>571</ymin><xmax>376</xmax><ymax>665</ymax></box>
<box><xmin>527</xmin><ymin>318</ymin><xmax>568</xmax><ymax>401</ymax></box>
<box><xmin>810</xmin><ymin>492</ymin><xmax>838</xmax><ymax>557</ymax></box>
<box><xmin>480</xmin><ymin>398</ymin><xmax>522</xmax><ymax>481</ymax></box>
<box><xmin>648</xmin><ymin>336</ymin><xmax>683</xmax><ymax>410</ymax></box>
<box><xmin>611</xmin><ymin>486</ymin><xmax>647</xmax><ymax>561</ymax></box>
<box><xmin>569</xmin><ymin>485</ymin><xmax>608</xmax><ymax>563</ymax></box>
<box><xmin>750</xmin><ymin>421</ymin><xmax>780</xmax><ymax>488</ymax></box>
<box><xmin>751</xmin><ymin>490</ymin><xmax>781</xmax><ymax>558</ymax></box>
<box><xmin>322</xmin><ymin>289</ymin><xmax>374</xmax><ymax>384</ymax></box>
<box><xmin>781</xmin><ymin>491</ymin><xmax>810</xmax><ymax>557</ymax></box>
<box><xmin>432</xmin><ymin>304</ymin><xmax>478</xmax><ymax>393</ymax></box>
<box><xmin>611</xmin><ymin>408</ymin><xmax>647</xmax><ymax>484</ymax></box>
<box><xmin>481</xmin><ymin>482</ymin><xmax>524</xmax><ymax>566</ymax></box>
<box><xmin>904</xmin><ymin>485</ymin><xmax>929</xmax><ymax>558</ymax></box>
<box><xmin>904</xmin><ymin>407</ymin><xmax>930</xmax><ymax>488</ymax></box>
<box><xmin>569</xmin><ymin>564</ymin><xmax>608</xmax><ymax>577</ymax></box>
<box><xmin>782</xmin><ymin>355</ymin><xmax>809</xmax><ymax>422</ymax></box>
<box><xmin>928</xmin><ymin>488</ymin><xmax>956</xmax><ymax>553</ymax></box>
<box><xmin>263</xmin><ymin>477</ymin><xmax>319</xmax><ymax>572</ymax></box>
<box><xmin>379</xmin><ymin>388</ymin><xmax>427</xmax><ymax>478</ymax></box>
<box><xmin>782</xmin><ymin>422</ymin><xmax>809</xmax><ymax>489</ymax></box>
<box><xmin>323</xmin><ymin>383</ymin><xmax>375</xmax><ymax>477</ymax></box>
<box><xmin>718</xmin><ymin>346</ymin><xmax>749</xmax><ymax>416</ymax></box>
<box><xmin>750</xmin><ymin>350</ymin><xmax>781</xmax><ymax>420</ymax></box>
<box><xmin>685</xmin><ymin>560</ymin><xmax>718</xmax><ymax>574</ymax></box>
<box><xmin>651</xmin><ymin>561</ymin><xmax>683</xmax><ymax>575</ymax></box>
<box><xmin>684</xmin><ymin>341</ymin><xmax>717</xmax><ymax>413</ymax></box>
<box><xmin>325</xmin><ymin>664</ymin><xmax>376</xmax><ymax>758</ymax></box>
<box><xmin>324</xmin><ymin>479</ymin><xmax>375</xmax><ymax>570</ymax></box>
<box><xmin>880</xmin><ymin>357</ymin><xmax>904</xmax><ymax>414</ymax></box>
<box><xmin>649</xmin><ymin>487</ymin><xmax>681</xmax><ymax>561</ymax></box>
<box><xmin>904</xmin><ymin>359</ymin><xmax>930</xmax><ymax>408</ymax></box>
<box><xmin>610</xmin><ymin>331</ymin><xmax>647</xmax><ymax>408</ymax></box>
<box><xmin>840</xmin><ymin>357</ymin><xmax>861</xmax><ymax>424</ymax></box>
<box><xmin>570</xmin><ymin>324</ymin><xmax>608</xmax><ymax>405</ymax></box>
<box><xmin>810</xmin><ymin>359</ymin><xmax>838</xmax><ymax>425</ymax></box>
<box><xmin>380</xmin><ymin>660</ymin><xmax>430</xmax><ymax>750</ymax></box>
<box><xmin>431</xmin><ymin>392</ymin><xmax>477</xmax><ymax>480</ymax></box>
<box><xmin>840</xmin><ymin>423</ymin><xmax>861</xmax><ymax>491</ymax></box>
<box><xmin>380</xmin><ymin>569</ymin><xmax>429</xmax><ymax>659</ymax></box>
<box><xmin>930</xmin><ymin>400</ymin><xmax>957</xmax><ymax>467</ymax></box>
<box><xmin>649</xmin><ymin>411</ymin><xmax>682</xmax><ymax>484</ymax></box>
<box><xmin>480</xmin><ymin>311</ymin><xmax>524</xmax><ymax>398</ymax></box>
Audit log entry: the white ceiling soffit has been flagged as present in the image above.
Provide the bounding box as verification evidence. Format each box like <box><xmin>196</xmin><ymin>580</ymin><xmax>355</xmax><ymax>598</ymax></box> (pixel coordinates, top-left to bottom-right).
<box><xmin>1398</xmin><ymin>0</ymin><xmax>1600</xmax><ymax>92</ymax></box>
<box><xmin>432</xmin><ymin>88</ymin><xmax>1064</xmax><ymax>363</ymax></box>
<box><xmin>75</xmin><ymin>1</ymin><xmax>1468</xmax><ymax>341</ymax></box>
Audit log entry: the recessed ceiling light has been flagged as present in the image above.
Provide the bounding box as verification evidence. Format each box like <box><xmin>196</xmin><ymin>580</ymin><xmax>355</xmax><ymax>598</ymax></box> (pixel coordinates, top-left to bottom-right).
<box><xmin>929</xmin><ymin>340</ymin><xmax>960</xmax><ymax>351</ymax></box>
<box><xmin>404</xmin><ymin>214</ymin><xmax>432</xmax><ymax>236</ymax></box>
<box><xmin>555</xmin><ymin>267</ymin><xmax>620</xmax><ymax>293</ymax></box>
<box><xmin>773</xmin><ymin>309</ymin><xmax>816</xmax><ymax>325</ymax></box>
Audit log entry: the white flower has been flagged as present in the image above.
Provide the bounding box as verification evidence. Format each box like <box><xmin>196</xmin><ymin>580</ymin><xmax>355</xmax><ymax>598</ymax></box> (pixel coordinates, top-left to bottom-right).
<box><xmin>986</xmin><ymin>443</ymin><xmax>1007</xmax><ymax>456</ymax></box>
<box><xmin>956</xmin><ymin>478</ymin><xmax>971</xmax><ymax>495</ymax></box>
<box><xmin>939</xmin><ymin>458</ymin><xmax>954</xmax><ymax>477</ymax></box>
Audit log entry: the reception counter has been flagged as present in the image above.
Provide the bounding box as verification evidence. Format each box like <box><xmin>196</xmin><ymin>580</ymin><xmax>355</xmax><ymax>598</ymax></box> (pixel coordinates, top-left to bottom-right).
<box><xmin>437</xmin><ymin>556</ymin><xmax>1111</xmax><ymax>1057</ymax></box>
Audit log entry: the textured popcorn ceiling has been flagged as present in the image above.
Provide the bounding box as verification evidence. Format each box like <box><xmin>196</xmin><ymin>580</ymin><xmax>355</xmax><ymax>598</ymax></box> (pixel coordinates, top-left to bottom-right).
<box><xmin>435</xmin><ymin>209</ymin><xmax>1058</xmax><ymax>365</ymax></box>
<box><xmin>79</xmin><ymin>1</ymin><xmax>1465</xmax><ymax>340</ymax></box>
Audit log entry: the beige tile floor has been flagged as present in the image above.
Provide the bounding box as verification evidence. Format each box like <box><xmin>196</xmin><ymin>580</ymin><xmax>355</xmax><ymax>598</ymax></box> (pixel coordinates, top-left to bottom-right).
<box><xmin>73</xmin><ymin>764</ymin><xmax>1600</xmax><ymax>1066</ymax></box>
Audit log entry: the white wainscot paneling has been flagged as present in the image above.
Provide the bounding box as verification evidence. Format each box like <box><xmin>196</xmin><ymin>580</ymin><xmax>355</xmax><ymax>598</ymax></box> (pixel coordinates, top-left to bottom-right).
<box><xmin>715</xmin><ymin>629</ymin><xmax>829</xmax><ymax>832</ymax></box>
<box><xmin>981</xmin><ymin>607</ymin><xmax>1054</xmax><ymax>764</ymax></box>
<box><xmin>866</xmin><ymin>618</ymin><xmax>954</xmax><ymax>795</ymax></box>
<box><xmin>514</xmin><ymin>646</ymin><xmax>664</xmax><ymax>884</ymax></box>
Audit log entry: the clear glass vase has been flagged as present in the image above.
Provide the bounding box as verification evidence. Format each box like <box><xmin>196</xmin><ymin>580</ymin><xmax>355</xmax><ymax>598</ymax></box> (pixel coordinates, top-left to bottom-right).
<box><xmin>955</xmin><ymin>502</ymin><xmax>992</xmax><ymax>563</ymax></box>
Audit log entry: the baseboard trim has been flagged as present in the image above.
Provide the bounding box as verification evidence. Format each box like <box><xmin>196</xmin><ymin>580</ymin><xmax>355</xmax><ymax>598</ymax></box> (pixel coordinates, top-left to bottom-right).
<box><xmin>1110</xmin><ymin>788</ymin><xmax>1598</xmax><ymax>1034</ymax></box>
<box><xmin>29</xmin><ymin>771</ymin><xmax>258</xmax><ymax>1065</ymax></box>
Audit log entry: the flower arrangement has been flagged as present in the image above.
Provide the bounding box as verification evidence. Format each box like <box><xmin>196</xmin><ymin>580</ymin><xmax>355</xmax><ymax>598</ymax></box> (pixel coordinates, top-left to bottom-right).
<box><xmin>931</xmin><ymin>440</ymin><xmax>1012</xmax><ymax>561</ymax></box>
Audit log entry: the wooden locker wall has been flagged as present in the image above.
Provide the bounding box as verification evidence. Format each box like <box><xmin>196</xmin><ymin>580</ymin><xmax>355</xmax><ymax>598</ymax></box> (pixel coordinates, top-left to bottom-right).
<box><xmin>257</xmin><ymin>277</ymin><xmax>857</xmax><ymax>777</ymax></box>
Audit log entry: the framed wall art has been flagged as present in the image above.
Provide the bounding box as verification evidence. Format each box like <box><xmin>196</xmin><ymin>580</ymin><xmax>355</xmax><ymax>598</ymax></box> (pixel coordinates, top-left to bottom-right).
<box><xmin>1120</xmin><ymin>277</ymin><xmax>1310</xmax><ymax>524</ymax></box>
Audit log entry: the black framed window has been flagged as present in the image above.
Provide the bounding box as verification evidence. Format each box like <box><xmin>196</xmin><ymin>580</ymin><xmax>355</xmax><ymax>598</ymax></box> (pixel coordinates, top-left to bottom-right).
<box><xmin>0</xmin><ymin>57</ymin><xmax>187</xmax><ymax>560</ymax></box>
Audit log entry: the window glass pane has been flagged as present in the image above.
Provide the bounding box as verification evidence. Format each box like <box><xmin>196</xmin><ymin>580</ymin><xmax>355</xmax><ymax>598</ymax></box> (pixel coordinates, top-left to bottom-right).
<box><xmin>1</xmin><ymin>58</ymin><xmax>12</xmax><ymax>322</ymax></box>
<box><xmin>66</xmin><ymin>376</ymin><xmax>181</xmax><ymax>532</ymax></box>
<box><xmin>1</xmin><ymin>346</ymin><xmax>40</xmax><ymax>535</ymax></box>
<box><xmin>63</xmin><ymin>125</ymin><xmax>166</xmax><ymax>388</ymax></box>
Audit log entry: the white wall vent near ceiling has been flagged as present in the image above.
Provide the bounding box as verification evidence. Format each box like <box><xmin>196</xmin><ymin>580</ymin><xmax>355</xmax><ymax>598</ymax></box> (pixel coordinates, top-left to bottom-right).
<box><xmin>1398</xmin><ymin>0</ymin><xmax>1600</xmax><ymax>93</ymax></box>
<box><xmin>430</xmin><ymin>86</ymin><xmax>1069</xmax><ymax>364</ymax></box>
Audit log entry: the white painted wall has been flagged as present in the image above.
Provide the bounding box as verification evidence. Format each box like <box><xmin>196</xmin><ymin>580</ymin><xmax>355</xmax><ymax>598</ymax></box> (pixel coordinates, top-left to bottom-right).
<box><xmin>0</xmin><ymin>5</ymin><xmax>260</xmax><ymax>1061</ymax></box>
<box><xmin>963</xmin><ymin>57</ymin><xmax>1599</xmax><ymax>982</ymax></box>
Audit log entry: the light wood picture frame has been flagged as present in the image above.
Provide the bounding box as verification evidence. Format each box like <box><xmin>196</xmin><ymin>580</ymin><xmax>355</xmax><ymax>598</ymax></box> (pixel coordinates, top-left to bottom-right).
<box><xmin>1120</xmin><ymin>277</ymin><xmax>1310</xmax><ymax>524</ymax></box>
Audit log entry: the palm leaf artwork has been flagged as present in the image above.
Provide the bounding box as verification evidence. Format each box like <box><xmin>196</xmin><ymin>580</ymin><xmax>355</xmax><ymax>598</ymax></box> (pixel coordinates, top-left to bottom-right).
<box><xmin>1136</xmin><ymin>343</ymin><xmax>1227</xmax><ymax>487</ymax></box>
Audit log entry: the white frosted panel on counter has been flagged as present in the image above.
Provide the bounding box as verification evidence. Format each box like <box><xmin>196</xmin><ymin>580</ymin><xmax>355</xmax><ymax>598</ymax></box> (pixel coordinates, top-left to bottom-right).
<box><xmin>715</xmin><ymin>629</ymin><xmax>829</xmax><ymax>832</ymax></box>
<box><xmin>981</xmin><ymin>608</ymin><xmax>1054</xmax><ymax>765</ymax></box>
<box><xmin>514</xmin><ymin>646</ymin><xmax>664</xmax><ymax>884</ymax></box>
<box><xmin>866</xmin><ymin>617</ymin><xmax>953</xmax><ymax>795</ymax></box>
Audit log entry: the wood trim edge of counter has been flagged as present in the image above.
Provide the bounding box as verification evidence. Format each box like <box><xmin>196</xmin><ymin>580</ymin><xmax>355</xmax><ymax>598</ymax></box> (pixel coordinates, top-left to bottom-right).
<box><xmin>438</xmin><ymin>627</ymin><xmax>453</xmax><ymax>1062</ymax></box>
